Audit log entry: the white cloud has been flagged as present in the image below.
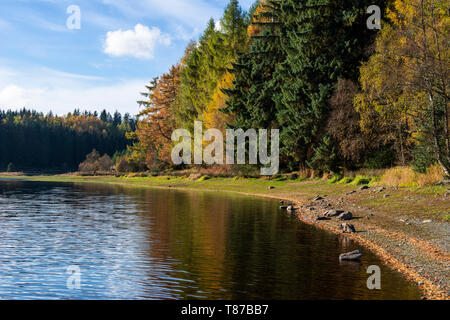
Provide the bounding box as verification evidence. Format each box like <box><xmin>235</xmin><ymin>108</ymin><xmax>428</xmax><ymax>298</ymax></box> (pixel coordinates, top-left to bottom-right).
<box><xmin>104</xmin><ymin>24</ymin><xmax>171</xmax><ymax>59</ymax></box>
<box><xmin>0</xmin><ymin>85</ymin><xmax>35</xmax><ymax>108</ymax></box>
<box><xmin>100</xmin><ymin>0</ymin><xmax>226</xmax><ymax>40</ymax></box>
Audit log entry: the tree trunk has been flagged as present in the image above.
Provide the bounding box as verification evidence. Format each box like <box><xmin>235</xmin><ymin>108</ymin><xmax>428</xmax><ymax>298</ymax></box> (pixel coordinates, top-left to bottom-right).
<box><xmin>430</xmin><ymin>94</ymin><xmax>450</xmax><ymax>177</ymax></box>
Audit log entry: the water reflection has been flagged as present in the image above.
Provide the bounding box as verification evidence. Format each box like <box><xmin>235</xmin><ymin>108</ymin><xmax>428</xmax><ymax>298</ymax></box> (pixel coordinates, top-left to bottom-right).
<box><xmin>0</xmin><ymin>181</ymin><xmax>420</xmax><ymax>300</ymax></box>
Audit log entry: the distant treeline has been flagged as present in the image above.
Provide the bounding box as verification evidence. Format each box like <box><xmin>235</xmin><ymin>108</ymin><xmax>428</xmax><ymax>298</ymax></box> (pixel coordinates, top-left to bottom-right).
<box><xmin>0</xmin><ymin>109</ymin><xmax>136</xmax><ymax>171</ymax></box>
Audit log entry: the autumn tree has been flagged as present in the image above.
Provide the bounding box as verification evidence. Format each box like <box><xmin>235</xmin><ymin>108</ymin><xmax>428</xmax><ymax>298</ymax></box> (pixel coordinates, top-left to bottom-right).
<box><xmin>202</xmin><ymin>72</ymin><xmax>235</xmax><ymax>132</ymax></box>
<box><xmin>78</xmin><ymin>149</ymin><xmax>113</xmax><ymax>174</ymax></box>
<box><xmin>246</xmin><ymin>0</ymin><xmax>272</xmax><ymax>38</ymax></box>
<box><xmin>355</xmin><ymin>0</ymin><xmax>449</xmax><ymax>174</ymax></box>
<box><xmin>78</xmin><ymin>149</ymin><xmax>100</xmax><ymax>174</ymax></box>
<box><xmin>327</xmin><ymin>79</ymin><xmax>366</xmax><ymax>168</ymax></box>
<box><xmin>98</xmin><ymin>154</ymin><xmax>113</xmax><ymax>171</ymax></box>
<box><xmin>133</xmin><ymin>64</ymin><xmax>182</xmax><ymax>170</ymax></box>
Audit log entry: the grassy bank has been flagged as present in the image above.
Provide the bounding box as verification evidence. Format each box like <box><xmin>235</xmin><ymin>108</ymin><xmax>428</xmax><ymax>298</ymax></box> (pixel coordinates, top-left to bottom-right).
<box><xmin>1</xmin><ymin>172</ymin><xmax>448</xmax><ymax>221</ymax></box>
<box><xmin>0</xmin><ymin>173</ymin><xmax>449</xmax><ymax>299</ymax></box>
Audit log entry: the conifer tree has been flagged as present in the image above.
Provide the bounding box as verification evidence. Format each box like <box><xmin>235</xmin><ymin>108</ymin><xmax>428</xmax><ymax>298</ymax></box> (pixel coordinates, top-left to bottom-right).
<box><xmin>272</xmin><ymin>0</ymin><xmax>385</xmax><ymax>170</ymax></box>
<box><xmin>223</xmin><ymin>0</ymin><xmax>284</xmax><ymax>131</ymax></box>
<box><xmin>132</xmin><ymin>65</ymin><xmax>182</xmax><ymax>170</ymax></box>
<box><xmin>175</xmin><ymin>0</ymin><xmax>249</xmax><ymax>131</ymax></box>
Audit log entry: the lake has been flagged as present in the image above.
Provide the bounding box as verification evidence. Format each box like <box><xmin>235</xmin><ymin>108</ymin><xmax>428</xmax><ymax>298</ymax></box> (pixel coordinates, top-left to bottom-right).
<box><xmin>0</xmin><ymin>181</ymin><xmax>421</xmax><ymax>299</ymax></box>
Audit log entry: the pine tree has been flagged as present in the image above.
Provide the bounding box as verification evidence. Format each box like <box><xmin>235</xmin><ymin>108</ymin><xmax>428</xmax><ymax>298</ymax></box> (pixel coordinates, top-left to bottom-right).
<box><xmin>223</xmin><ymin>0</ymin><xmax>284</xmax><ymax>131</ymax></box>
<box><xmin>132</xmin><ymin>65</ymin><xmax>182</xmax><ymax>170</ymax></box>
<box><xmin>221</xmin><ymin>0</ymin><xmax>248</xmax><ymax>54</ymax></box>
<box><xmin>272</xmin><ymin>0</ymin><xmax>386</xmax><ymax>170</ymax></box>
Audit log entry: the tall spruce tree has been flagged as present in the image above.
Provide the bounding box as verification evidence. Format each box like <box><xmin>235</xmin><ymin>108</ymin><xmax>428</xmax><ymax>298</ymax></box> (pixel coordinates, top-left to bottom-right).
<box><xmin>221</xmin><ymin>0</ymin><xmax>248</xmax><ymax>54</ymax></box>
<box><xmin>223</xmin><ymin>0</ymin><xmax>284</xmax><ymax>130</ymax></box>
<box><xmin>272</xmin><ymin>0</ymin><xmax>386</xmax><ymax>170</ymax></box>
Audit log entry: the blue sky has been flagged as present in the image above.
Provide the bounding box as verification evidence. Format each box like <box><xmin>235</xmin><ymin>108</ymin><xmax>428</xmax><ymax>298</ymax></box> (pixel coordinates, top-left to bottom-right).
<box><xmin>0</xmin><ymin>0</ymin><xmax>255</xmax><ymax>115</ymax></box>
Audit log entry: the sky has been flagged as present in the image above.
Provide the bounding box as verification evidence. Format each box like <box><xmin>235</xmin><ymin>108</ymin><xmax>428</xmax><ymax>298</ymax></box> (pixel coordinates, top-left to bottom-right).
<box><xmin>0</xmin><ymin>0</ymin><xmax>255</xmax><ymax>116</ymax></box>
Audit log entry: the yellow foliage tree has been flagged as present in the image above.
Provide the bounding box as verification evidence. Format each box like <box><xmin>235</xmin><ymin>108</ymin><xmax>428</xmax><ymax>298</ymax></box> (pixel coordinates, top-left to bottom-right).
<box><xmin>355</xmin><ymin>0</ymin><xmax>449</xmax><ymax>173</ymax></box>
<box><xmin>202</xmin><ymin>72</ymin><xmax>235</xmax><ymax>132</ymax></box>
<box><xmin>247</xmin><ymin>0</ymin><xmax>269</xmax><ymax>37</ymax></box>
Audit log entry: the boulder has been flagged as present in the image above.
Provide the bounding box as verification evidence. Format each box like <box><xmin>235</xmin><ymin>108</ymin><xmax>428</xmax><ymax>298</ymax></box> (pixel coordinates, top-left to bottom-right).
<box><xmin>339</xmin><ymin>250</ymin><xmax>363</xmax><ymax>261</ymax></box>
<box><xmin>268</xmin><ymin>186</ymin><xmax>275</xmax><ymax>190</ymax></box>
<box><xmin>375</xmin><ymin>186</ymin><xmax>386</xmax><ymax>193</ymax></box>
<box><xmin>316</xmin><ymin>216</ymin><xmax>331</xmax><ymax>221</ymax></box>
<box><xmin>287</xmin><ymin>205</ymin><xmax>296</xmax><ymax>211</ymax></box>
<box><xmin>346</xmin><ymin>191</ymin><xmax>356</xmax><ymax>195</ymax></box>
<box><xmin>323</xmin><ymin>209</ymin><xmax>344</xmax><ymax>217</ymax></box>
<box><xmin>338</xmin><ymin>211</ymin><xmax>353</xmax><ymax>221</ymax></box>
<box><xmin>358</xmin><ymin>186</ymin><xmax>370</xmax><ymax>191</ymax></box>
<box><xmin>279</xmin><ymin>206</ymin><xmax>288</xmax><ymax>210</ymax></box>
<box><xmin>339</xmin><ymin>223</ymin><xmax>356</xmax><ymax>233</ymax></box>
<box><xmin>313</xmin><ymin>196</ymin><xmax>324</xmax><ymax>201</ymax></box>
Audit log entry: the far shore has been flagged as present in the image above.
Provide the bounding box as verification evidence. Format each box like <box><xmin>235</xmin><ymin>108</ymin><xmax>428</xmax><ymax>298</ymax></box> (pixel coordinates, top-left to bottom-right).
<box><xmin>1</xmin><ymin>173</ymin><xmax>448</xmax><ymax>300</ymax></box>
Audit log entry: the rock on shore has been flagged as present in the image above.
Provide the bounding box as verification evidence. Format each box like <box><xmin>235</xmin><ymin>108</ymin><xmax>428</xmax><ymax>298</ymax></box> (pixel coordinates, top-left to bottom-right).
<box><xmin>338</xmin><ymin>211</ymin><xmax>353</xmax><ymax>221</ymax></box>
<box><xmin>323</xmin><ymin>209</ymin><xmax>344</xmax><ymax>217</ymax></box>
<box><xmin>339</xmin><ymin>223</ymin><xmax>356</xmax><ymax>233</ymax></box>
<box><xmin>339</xmin><ymin>250</ymin><xmax>363</xmax><ymax>261</ymax></box>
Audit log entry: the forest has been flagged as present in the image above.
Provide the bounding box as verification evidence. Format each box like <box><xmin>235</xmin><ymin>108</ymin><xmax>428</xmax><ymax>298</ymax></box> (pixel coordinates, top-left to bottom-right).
<box><xmin>0</xmin><ymin>109</ymin><xmax>136</xmax><ymax>171</ymax></box>
<box><xmin>119</xmin><ymin>0</ymin><xmax>448</xmax><ymax>179</ymax></box>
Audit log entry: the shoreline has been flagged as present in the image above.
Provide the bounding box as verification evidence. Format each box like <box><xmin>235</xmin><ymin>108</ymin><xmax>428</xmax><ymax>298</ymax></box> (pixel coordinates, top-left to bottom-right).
<box><xmin>218</xmin><ymin>191</ymin><xmax>449</xmax><ymax>300</ymax></box>
<box><xmin>1</xmin><ymin>174</ymin><xmax>448</xmax><ymax>300</ymax></box>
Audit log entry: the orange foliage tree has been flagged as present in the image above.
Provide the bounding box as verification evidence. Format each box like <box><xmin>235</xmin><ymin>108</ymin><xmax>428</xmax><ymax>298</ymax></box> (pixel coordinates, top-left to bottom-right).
<box><xmin>134</xmin><ymin>64</ymin><xmax>182</xmax><ymax>170</ymax></box>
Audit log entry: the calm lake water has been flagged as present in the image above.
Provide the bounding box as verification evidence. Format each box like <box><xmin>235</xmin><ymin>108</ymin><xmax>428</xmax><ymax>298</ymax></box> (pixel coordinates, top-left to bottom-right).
<box><xmin>0</xmin><ymin>181</ymin><xmax>421</xmax><ymax>300</ymax></box>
